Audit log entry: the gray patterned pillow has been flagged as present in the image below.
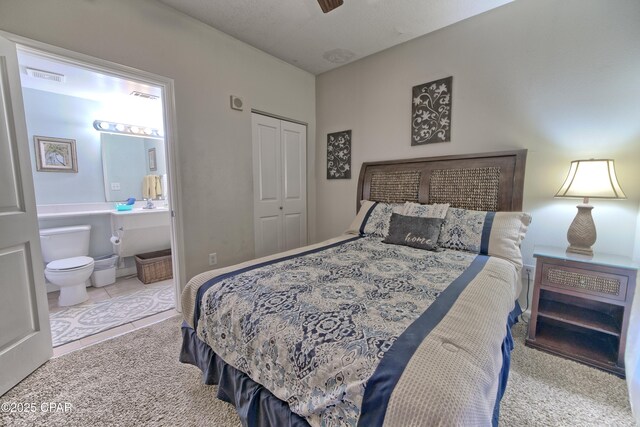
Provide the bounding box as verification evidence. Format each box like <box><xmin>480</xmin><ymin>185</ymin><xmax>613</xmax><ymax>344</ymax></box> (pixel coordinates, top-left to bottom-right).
<box><xmin>402</xmin><ymin>202</ymin><xmax>450</xmax><ymax>219</ymax></box>
<box><xmin>438</xmin><ymin>207</ymin><xmax>532</xmax><ymax>268</ymax></box>
<box><xmin>383</xmin><ymin>213</ymin><xmax>444</xmax><ymax>251</ymax></box>
<box><xmin>438</xmin><ymin>208</ymin><xmax>487</xmax><ymax>252</ymax></box>
<box><xmin>346</xmin><ymin>200</ymin><xmax>404</xmax><ymax>237</ymax></box>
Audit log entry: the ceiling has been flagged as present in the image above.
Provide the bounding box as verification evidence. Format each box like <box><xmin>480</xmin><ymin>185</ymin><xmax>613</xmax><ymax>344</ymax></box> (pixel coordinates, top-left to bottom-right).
<box><xmin>16</xmin><ymin>49</ymin><xmax>164</xmax><ymax>127</ymax></box>
<box><xmin>17</xmin><ymin>49</ymin><xmax>162</xmax><ymax>101</ymax></box>
<box><xmin>158</xmin><ymin>0</ymin><xmax>513</xmax><ymax>75</ymax></box>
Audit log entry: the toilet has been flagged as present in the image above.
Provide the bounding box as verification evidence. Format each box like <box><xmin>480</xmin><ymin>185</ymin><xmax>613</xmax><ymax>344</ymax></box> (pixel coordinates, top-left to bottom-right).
<box><xmin>40</xmin><ymin>225</ymin><xmax>95</xmax><ymax>307</ymax></box>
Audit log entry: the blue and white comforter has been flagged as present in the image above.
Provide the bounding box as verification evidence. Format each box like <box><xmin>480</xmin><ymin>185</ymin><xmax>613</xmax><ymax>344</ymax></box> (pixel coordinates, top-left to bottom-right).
<box><xmin>185</xmin><ymin>235</ymin><xmax>520</xmax><ymax>426</ymax></box>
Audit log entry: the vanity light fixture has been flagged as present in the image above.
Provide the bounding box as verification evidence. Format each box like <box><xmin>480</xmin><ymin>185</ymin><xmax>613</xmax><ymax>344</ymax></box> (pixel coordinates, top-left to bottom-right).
<box><xmin>93</xmin><ymin>120</ymin><xmax>164</xmax><ymax>140</ymax></box>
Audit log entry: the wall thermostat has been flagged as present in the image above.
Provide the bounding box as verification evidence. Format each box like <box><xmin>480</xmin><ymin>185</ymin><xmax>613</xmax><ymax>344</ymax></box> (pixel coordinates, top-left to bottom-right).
<box><xmin>230</xmin><ymin>95</ymin><xmax>243</xmax><ymax>111</ymax></box>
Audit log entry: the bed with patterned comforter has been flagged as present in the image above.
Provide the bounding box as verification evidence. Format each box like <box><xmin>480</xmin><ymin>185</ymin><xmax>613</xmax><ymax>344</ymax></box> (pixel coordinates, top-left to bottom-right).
<box><xmin>180</xmin><ymin>232</ymin><xmax>522</xmax><ymax>426</ymax></box>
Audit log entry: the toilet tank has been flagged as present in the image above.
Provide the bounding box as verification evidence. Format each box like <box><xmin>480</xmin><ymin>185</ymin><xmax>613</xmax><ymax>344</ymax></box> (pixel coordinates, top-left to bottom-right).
<box><xmin>40</xmin><ymin>225</ymin><xmax>91</xmax><ymax>263</ymax></box>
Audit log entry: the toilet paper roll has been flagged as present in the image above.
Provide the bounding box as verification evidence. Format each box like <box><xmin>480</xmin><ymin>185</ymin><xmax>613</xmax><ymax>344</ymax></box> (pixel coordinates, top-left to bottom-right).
<box><xmin>110</xmin><ymin>235</ymin><xmax>121</xmax><ymax>245</ymax></box>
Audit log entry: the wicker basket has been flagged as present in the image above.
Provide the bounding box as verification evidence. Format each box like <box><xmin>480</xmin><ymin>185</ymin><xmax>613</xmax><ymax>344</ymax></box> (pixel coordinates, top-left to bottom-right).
<box><xmin>134</xmin><ymin>249</ymin><xmax>173</xmax><ymax>284</ymax></box>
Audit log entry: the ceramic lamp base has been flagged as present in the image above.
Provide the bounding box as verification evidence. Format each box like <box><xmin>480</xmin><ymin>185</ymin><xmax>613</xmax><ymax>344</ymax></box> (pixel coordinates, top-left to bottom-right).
<box><xmin>566</xmin><ymin>203</ymin><xmax>596</xmax><ymax>256</ymax></box>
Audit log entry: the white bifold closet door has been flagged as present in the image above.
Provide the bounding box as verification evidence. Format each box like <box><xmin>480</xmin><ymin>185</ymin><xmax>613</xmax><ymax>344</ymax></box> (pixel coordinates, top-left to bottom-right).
<box><xmin>252</xmin><ymin>113</ymin><xmax>307</xmax><ymax>258</ymax></box>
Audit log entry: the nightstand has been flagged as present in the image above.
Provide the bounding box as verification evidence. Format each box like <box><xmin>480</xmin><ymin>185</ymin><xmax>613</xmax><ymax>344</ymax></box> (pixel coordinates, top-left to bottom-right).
<box><xmin>526</xmin><ymin>246</ymin><xmax>638</xmax><ymax>378</ymax></box>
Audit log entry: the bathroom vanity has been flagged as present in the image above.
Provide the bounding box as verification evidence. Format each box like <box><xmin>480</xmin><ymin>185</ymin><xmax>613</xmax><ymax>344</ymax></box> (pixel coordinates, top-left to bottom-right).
<box><xmin>110</xmin><ymin>207</ymin><xmax>171</xmax><ymax>258</ymax></box>
<box><xmin>37</xmin><ymin>203</ymin><xmax>171</xmax><ymax>275</ymax></box>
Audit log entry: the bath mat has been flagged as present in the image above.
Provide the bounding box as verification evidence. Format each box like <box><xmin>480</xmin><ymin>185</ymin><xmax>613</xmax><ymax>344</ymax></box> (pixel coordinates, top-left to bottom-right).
<box><xmin>50</xmin><ymin>282</ymin><xmax>175</xmax><ymax>347</ymax></box>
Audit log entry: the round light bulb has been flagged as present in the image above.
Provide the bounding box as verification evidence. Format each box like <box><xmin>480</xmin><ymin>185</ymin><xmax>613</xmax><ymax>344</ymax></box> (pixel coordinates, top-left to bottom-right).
<box><xmin>144</xmin><ymin>128</ymin><xmax>153</xmax><ymax>135</ymax></box>
<box><xmin>115</xmin><ymin>124</ymin><xmax>125</xmax><ymax>132</ymax></box>
<box><xmin>130</xmin><ymin>126</ymin><xmax>140</xmax><ymax>134</ymax></box>
<box><xmin>99</xmin><ymin>121</ymin><xmax>110</xmax><ymax>130</ymax></box>
<box><xmin>158</xmin><ymin>128</ymin><xmax>165</xmax><ymax>137</ymax></box>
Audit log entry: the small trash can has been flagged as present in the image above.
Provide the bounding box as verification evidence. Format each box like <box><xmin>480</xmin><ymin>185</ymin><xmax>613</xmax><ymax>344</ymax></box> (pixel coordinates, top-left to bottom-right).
<box><xmin>91</xmin><ymin>254</ymin><xmax>119</xmax><ymax>287</ymax></box>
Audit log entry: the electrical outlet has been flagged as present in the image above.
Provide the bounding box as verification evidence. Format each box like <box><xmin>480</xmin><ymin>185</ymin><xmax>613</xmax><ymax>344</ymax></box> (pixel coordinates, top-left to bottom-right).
<box><xmin>208</xmin><ymin>253</ymin><xmax>217</xmax><ymax>266</ymax></box>
<box><xmin>111</xmin><ymin>182</ymin><xmax>121</xmax><ymax>190</ymax></box>
<box><xmin>522</xmin><ymin>264</ymin><xmax>534</xmax><ymax>278</ymax></box>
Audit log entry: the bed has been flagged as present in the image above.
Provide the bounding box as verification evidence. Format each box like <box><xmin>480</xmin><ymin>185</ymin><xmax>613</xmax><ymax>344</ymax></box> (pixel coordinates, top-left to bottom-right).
<box><xmin>180</xmin><ymin>150</ymin><xmax>529</xmax><ymax>426</ymax></box>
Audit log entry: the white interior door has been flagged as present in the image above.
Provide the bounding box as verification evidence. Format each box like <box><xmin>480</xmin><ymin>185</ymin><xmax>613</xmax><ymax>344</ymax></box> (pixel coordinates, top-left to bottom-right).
<box><xmin>252</xmin><ymin>114</ymin><xmax>283</xmax><ymax>258</ymax></box>
<box><xmin>252</xmin><ymin>113</ymin><xmax>307</xmax><ymax>258</ymax></box>
<box><xmin>0</xmin><ymin>36</ymin><xmax>52</xmax><ymax>396</ymax></box>
<box><xmin>281</xmin><ymin>120</ymin><xmax>307</xmax><ymax>251</ymax></box>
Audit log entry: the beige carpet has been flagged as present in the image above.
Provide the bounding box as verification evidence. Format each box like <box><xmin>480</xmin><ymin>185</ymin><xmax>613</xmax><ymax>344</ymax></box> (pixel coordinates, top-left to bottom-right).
<box><xmin>502</xmin><ymin>322</ymin><xmax>633</xmax><ymax>426</ymax></box>
<box><xmin>1</xmin><ymin>317</ymin><xmax>633</xmax><ymax>426</ymax></box>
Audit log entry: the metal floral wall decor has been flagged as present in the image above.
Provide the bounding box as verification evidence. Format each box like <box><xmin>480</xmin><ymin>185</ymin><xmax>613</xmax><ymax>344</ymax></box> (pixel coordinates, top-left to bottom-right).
<box><xmin>411</xmin><ymin>76</ymin><xmax>452</xmax><ymax>145</ymax></box>
<box><xmin>327</xmin><ymin>130</ymin><xmax>351</xmax><ymax>179</ymax></box>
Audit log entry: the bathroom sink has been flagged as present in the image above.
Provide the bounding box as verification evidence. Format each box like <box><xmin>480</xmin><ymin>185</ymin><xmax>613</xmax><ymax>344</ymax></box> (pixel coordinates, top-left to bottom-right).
<box><xmin>110</xmin><ymin>207</ymin><xmax>171</xmax><ymax>258</ymax></box>
<box><xmin>111</xmin><ymin>206</ymin><xmax>169</xmax><ymax>215</ymax></box>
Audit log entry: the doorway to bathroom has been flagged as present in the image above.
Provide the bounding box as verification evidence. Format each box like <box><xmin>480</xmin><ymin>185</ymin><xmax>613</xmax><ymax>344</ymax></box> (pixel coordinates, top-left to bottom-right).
<box><xmin>15</xmin><ymin>45</ymin><xmax>182</xmax><ymax>355</ymax></box>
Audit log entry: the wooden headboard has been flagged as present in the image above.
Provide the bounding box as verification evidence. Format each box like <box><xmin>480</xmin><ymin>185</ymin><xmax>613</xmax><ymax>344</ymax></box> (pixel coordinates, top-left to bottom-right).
<box><xmin>356</xmin><ymin>150</ymin><xmax>526</xmax><ymax>212</ymax></box>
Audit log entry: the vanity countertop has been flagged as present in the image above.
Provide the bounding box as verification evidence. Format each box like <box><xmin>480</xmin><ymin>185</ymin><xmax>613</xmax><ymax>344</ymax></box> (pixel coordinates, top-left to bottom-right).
<box><xmin>37</xmin><ymin>203</ymin><xmax>169</xmax><ymax>219</ymax></box>
<box><xmin>37</xmin><ymin>210</ymin><xmax>112</xmax><ymax>219</ymax></box>
<box><xmin>110</xmin><ymin>207</ymin><xmax>170</xmax><ymax>216</ymax></box>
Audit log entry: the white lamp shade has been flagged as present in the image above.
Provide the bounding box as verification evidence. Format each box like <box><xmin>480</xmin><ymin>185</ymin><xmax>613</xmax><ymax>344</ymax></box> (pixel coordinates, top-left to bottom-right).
<box><xmin>555</xmin><ymin>159</ymin><xmax>626</xmax><ymax>199</ymax></box>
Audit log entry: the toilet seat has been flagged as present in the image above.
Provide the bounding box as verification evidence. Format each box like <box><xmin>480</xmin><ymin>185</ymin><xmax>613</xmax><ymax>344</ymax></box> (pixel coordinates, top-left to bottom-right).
<box><xmin>46</xmin><ymin>256</ymin><xmax>94</xmax><ymax>271</ymax></box>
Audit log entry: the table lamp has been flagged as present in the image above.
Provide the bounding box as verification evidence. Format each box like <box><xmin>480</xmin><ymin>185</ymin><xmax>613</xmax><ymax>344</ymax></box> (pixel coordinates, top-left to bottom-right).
<box><xmin>555</xmin><ymin>159</ymin><xmax>626</xmax><ymax>256</ymax></box>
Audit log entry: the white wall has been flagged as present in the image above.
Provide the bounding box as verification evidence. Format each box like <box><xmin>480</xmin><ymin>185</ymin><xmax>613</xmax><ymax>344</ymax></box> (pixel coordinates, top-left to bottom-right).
<box><xmin>0</xmin><ymin>0</ymin><xmax>316</xmax><ymax>282</ymax></box>
<box><xmin>23</xmin><ymin>88</ymin><xmax>106</xmax><ymax>204</ymax></box>
<box><xmin>635</xmin><ymin>205</ymin><xmax>640</xmax><ymax>263</ymax></box>
<box><xmin>315</xmin><ymin>0</ymin><xmax>640</xmax><ymax>270</ymax></box>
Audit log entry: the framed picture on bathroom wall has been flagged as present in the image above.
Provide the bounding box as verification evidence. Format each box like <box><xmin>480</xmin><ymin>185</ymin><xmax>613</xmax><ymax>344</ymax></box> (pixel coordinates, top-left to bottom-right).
<box><xmin>148</xmin><ymin>148</ymin><xmax>157</xmax><ymax>171</ymax></box>
<box><xmin>34</xmin><ymin>136</ymin><xmax>78</xmax><ymax>173</ymax></box>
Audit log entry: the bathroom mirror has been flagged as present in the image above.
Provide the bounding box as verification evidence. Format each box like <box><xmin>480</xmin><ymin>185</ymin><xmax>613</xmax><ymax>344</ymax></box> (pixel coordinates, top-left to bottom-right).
<box><xmin>101</xmin><ymin>133</ymin><xmax>166</xmax><ymax>202</ymax></box>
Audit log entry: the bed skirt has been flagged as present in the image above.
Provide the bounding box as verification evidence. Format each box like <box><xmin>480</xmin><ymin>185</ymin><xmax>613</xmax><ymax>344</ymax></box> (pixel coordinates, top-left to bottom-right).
<box><xmin>180</xmin><ymin>302</ymin><xmax>521</xmax><ymax>427</ymax></box>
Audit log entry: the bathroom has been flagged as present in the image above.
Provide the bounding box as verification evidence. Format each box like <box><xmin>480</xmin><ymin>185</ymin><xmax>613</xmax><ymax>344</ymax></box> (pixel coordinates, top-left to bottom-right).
<box><xmin>18</xmin><ymin>48</ymin><xmax>177</xmax><ymax>353</ymax></box>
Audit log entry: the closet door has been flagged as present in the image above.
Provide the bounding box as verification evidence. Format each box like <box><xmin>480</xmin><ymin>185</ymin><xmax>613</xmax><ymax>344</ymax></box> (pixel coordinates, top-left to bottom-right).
<box><xmin>281</xmin><ymin>120</ymin><xmax>307</xmax><ymax>252</ymax></box>
<box><xmin>252</xmin><ymin>114</ymin><xmax>307</xmax><ymax>258</ymax></box>
<box><xmin>252</xmin><ymin>114</ymin><xmax>283</xmax><ymax>258</ymax></box>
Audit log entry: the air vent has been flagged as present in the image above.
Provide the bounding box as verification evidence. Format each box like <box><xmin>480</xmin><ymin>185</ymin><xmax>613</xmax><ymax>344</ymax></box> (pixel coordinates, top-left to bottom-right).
<box><xmin>322</xmin><ymin>48</ymin><xmax>355</xmax><ymax>64</ymax></box>
<box><xmin>130</xmin><ymin>91</ymin><xmax>159</xmax><ymax>100</ymax></box>
<box><xmin>25</xmin><ymin>67</ymin><xmax>65</xmax><ymax>83</ymax></box>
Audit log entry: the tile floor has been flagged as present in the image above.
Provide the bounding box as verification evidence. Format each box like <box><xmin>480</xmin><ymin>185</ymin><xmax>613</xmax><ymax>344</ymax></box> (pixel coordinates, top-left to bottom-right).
<box><xmin>48</xmin><ymin>275</ymin><xmax>179</xmax><ymax>358</ymax></box>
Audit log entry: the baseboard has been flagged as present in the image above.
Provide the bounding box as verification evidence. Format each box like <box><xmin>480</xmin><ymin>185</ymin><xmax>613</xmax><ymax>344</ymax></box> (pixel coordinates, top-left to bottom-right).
<box><xmin>116</xmin><ymin>266</ymin><xmax>137</xmax><ymax>278</ymax></box>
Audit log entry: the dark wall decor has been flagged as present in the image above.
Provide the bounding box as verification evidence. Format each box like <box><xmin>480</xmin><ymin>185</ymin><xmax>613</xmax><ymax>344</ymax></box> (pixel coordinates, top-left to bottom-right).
<box><xmin>327</xmin><ymin>130</ymin><xmax>352</xmax><ymax>179</ymax></box>
<box><xmin>411</xmin><ymin>76</ymin><xmax>452</xmax><ymax>145</ymax></box>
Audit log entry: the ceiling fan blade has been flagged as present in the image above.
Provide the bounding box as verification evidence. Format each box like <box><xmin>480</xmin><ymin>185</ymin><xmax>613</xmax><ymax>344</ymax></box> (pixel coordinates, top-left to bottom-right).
<box><xmin>317</xmin><ymin>0</ymin><xmax>343</xmax><ymax>13</ymax></box>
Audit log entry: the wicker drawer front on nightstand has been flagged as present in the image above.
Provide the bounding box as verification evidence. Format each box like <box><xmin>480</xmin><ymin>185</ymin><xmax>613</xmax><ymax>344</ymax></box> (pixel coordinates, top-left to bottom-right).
<box><xmin>542</xmin><ymin>264</ymin><xmax>628</xmax><ymax>302</ymax></box>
